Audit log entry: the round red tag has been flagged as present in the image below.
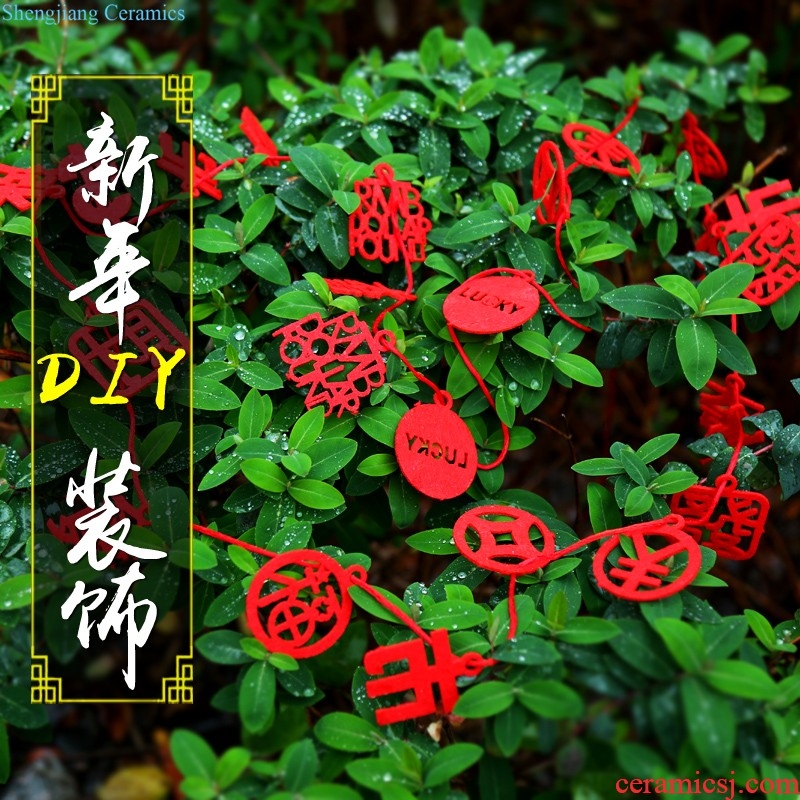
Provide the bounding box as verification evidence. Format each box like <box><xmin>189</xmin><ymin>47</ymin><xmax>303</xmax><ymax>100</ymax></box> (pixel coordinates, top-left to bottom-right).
<box><xmin>443</xmin><ymin>274</ymin><xmax>540</xmax><ymax>334</ymax></box>
<box><xmin>395</xmin><ymin>403</ymin><xmax>478</xmax><ymax>500</ymax></box>
<box><xmin>246</xmin><ymin>549</ymin><xmax>353</xmax><ymax>658</ymax></box>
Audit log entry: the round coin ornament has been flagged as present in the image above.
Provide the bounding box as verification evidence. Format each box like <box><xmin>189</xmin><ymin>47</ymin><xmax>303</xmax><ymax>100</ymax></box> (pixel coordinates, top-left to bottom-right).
<box><xmin>394</xmin><ymin>401</ymin><xmax>478</xmax><ymax>500</ymax></box>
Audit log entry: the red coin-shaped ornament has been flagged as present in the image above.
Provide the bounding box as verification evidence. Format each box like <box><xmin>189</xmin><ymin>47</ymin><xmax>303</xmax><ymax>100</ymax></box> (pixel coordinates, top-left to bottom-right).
<box><xmin>452</xmin><ymin>505</ymin><xmax>555</xmax><ymax>575</ymax></box>
<box><xmin>592</xmin><ymin>515</ymin><xmax>701</xmax><ymax>602</ymax></box>
<box><xmin>395</xmin><ymin>403</ymin><xmax>478</xmax><ymax>500</ymax></box>
<box><xmin>246</xmin><ymin>549</ymin><xmax>356</xmax><ymax>659</ymax></box>
<box><xmin>443</xmin><ymin>273</ymin><xmax>540</xmax><ymax>334</ymax></box>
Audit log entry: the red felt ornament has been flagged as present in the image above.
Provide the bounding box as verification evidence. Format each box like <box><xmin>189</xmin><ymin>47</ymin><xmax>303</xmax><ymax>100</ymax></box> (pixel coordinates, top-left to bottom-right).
<box><xmin>364</xmin><ymin>629</ymin><xmax>495</xmax><ymax>725</ymax></box>
<box><xmin>679</xmin><ymin>111</ymin><xmax>727</xmax><ymax>181</ymax></box>
<box><xmin>273</xmin><ymin>312</ymin><xmax>387</xmax><ymax>417</ymax></box>
<box><xmin>239</xmin><ymin>107</ymin><xmax>290</xmax><ymax>167</ymax></box>
<box><xmin>247</xmin><ymin>549</ymin><xmax>363</xmax><ymax>659</ymax></box>
<box><xmin>720</xmin><ymin>211</ymin><xmax>800</xmax><ymax>305</ymax></box>
<box><xmin>592</xmin><ymin>515</ymin><xmax>701</xmax><ymax>601</ymax></box>
<box><xmin>443</xmin><ymin>272</ymin><xmax>541</xmax><ymax>334</ymax></box>
<box><xmin>157</xmin><ymin>133</ymin><xmax>224</xmax><ymax>200</ymax></box>
<box><xmin>0</xmin><ymin>164</ymin><xmax>33</xmax><ymax>211</ymax></box>
<box><xmin>669</xmin><ymin>476</ymin><xmax>769</xmax><ymax>561</ymax></box>
<box><xmin>699</xmin><ymin>373</ymin><xmax>765</xmax><ymax>448</ymax></box>
<box><xmin>532</xmin><ymin>141</ymin><xmax>571</xmax><ymax>226</ymax></box>
<box><xmin>349</xmin><ymin>162</ymin><xmax>431</xmax><ymax>265</ymax></box>
<box><xmin>394</xmin><ymin>399</ymin><xmax>478</xmax><ymax>500</ymax></box>
<box><xmin>562</xmin><ymin>123</ymin><xmax>640</xmax><ymax>177</ymax></box>
<box><xmin>68</xmin><ymin>299</ymin><xmax>189</xmax><ymax>398</ymax></box>
<box><xmin>452</xmin><ymin>505</ymin><xmax>555</xmax><ymax>575</ymax></box>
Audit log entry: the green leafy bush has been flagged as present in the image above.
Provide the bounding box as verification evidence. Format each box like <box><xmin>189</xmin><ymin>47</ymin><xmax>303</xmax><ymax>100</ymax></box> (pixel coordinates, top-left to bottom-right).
<box><xmin>1</xmin><ymin>22</ymin><xmax>799</xmax><ymax>800</ymax></box>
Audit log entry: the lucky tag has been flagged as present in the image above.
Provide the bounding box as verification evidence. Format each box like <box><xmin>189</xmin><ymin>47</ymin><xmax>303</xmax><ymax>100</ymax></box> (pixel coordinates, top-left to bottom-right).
<box><xmin>395</xmin><ymin>402</ymin><xmax>478</xmax><ymax>500</ymax></box>
<box><xmin>443</xmin><ymin>272</ymin><xmax>540</xmax><ymax>335</ymax></box>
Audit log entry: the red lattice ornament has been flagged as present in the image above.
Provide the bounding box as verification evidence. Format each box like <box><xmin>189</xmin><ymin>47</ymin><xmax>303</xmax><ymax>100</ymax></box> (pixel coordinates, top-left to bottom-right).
<box><xmin>395</xmin><ymin>400</ymin><xmax>478</xmax><ymax>500</ymax></box>
<box><xmin>68</xmin><ymin>299</ymin><xmax>189</xmax><ymax>398</ymax></box>
<box><xmin>349</xmin><ymin>162</ymin><xmax>431</xmax><ymax>264</ymax></box>
<box><xmin>59</xmin><ymin>144</ymin><xmax>133</xmax><ymax>227</ymax></box>
<box><xmin>532</xmin><ymin>141</ymin><xmax>571</xmax><ymax>225</ymax></box>
<box><xmin>669</xmin><ymin>476</ymin><xmax>769</xmax><ymax>561</ymax></box>
<box><xmin>720</xmin><ymin>211</ymin><xmax>800</xmax><ymax>305</ymax></box>
<box><xmin>679</xmin><ymin>111</ymin><xmax>727</xmax><ymax>181</ymax></box>
<box><xmin>699</xmin><ymin>373</ymin><xmax>765</xmax><ymax>448</ymax></box>
<box><xmin>364</xmin><ymin>629</ymin><xmax>494</xmax><ymax>725</ymax></box>
<box><xmin>443</xmin><ymin>272</ymin><xmax>541</xmax><ymax>334</ymax></box>
<box><xmin>452</xmin><ymin>505</ymin><xmax>555</xmax><ymax>575</ymax></box>
<box><xmin>246</xmin><ymin>550</ymin><xmax>364</xmax><ymax>659</ymax></box>
<box><xmin>0</xmin><ymin>164</ymin><xmax>33</xmax><ymax>211</ymax></box>
<box><xmin>157</xmin><ymin>133</ymin><xmax>223</xmax><ymax>200</ymax></box>
<box><xmin>46</xmin><ymin>494</ymin><xmax>148</xmax><ymax>564</ymax></box>
<box><xmin>562</xmin><ymin>123</ymin><xmax>640</xmax><ymax>177</ymax></box>
<box><xmin>239</xmin><ymin>107</ymin><xmax>290</xmax><ymax>167</ymax></box>
<box><xmin>717</xmin><ymin>180</ymin><xmax>800</xmax><ymax>233</ymax></box>
<box><xmin>273</xmin><ymin>312</ymin><xmax>387</xmax><ymax>417</ymax></box>
<box><xmin>592</xmin><ymin>515</ymin><xmax>701</xmax><ymax>601</ymax></box>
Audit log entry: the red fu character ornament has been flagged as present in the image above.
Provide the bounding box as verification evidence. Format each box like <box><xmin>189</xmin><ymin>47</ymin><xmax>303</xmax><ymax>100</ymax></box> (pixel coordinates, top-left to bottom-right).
<box><xmin>273</xmin><ymin>312</ymin><xmax>387</xmax><ymax>418</ymax></box>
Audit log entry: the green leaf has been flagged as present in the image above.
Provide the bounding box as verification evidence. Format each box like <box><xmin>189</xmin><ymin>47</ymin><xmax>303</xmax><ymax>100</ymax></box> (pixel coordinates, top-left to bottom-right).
<box><xmin>602</xmin><ymin>286</ymin><xmax>684</xmax><ymax>320</ymax></box>
<box><xmin>315</xmin><ymin>204</ymin><xmax>350</xmax><ymax>269</ymax></box>
<box><xmin>656</xmin><ymin>218</ymin><xmax>678</xmax><ymax>257</ymax></box>
<box><xmin>289</xmin><ymin>406</ymin><xmax>325</xmax><ymax>451</ymax></box>
<box><xmin>358</xmin><ymin>406</ymin><xmax>402</xmax><ymax>447</ymax></box>
<box><xmin>572</xmin><ymin>458</ymin><xmax>624</xmax><ymax>476</ymax></box>
<box><xmin>266</xmin><ymin>291</ymin><xmax>326</xmax><ymax>320</ymax></box>
<box><xmin>553</xmin><ymin>353</ymin><xmax>603</xmax><ymax>387</ymax></box>
<box><xmin>241</xmin><ymin>194</ymin><xmax>275</xmax><ymax>246</ymax></box>
<box><xmin>314</xmin><ymin>713</ymin><xmax>382</xmax><ymax>752</ymax></box>
<box><xmin>215</xmin><ymin>748</ymin><xmax>251</xmax><ymax>790</ymax></box>
<box><xmin>624</xmin><ymin>485</ymin><xmax>653</xmax><ymax>516</ymax></box>
<box><xmin>195</xmin><ymin>630</ymin><xmax>249</xmax><ymax>665</ymax></box>
<box><xmin>406</xmin><ymin>528</ymin><xmax>459</xmax><ymax>555</ymax></box>
<box><xmin>194</xmin><ymin>376</ymin><xmax>242</xmax><ymax>410</ymax></box>
<box><xmin>744</xmin><ymin>609</ymin><xmax>778</xmax><ymax>650</ymax></box>
<box><xmin>171</xmin><ymin>730</ymin><xmax>217</xmax><ymax>780</ymax></box>
<box><xmin>423</xmin><ymin>743</ymin><xmax>483</xmax><ymax>787</ymax></box>
<box><xmin>516</xmin><ymin>680</ymin><xmax>583</xmax><ymax>719</ymax></box>
<box><xmin>575</xmin><ymin>243</ymin><xmax>628</xmax><ymax>265</ymax></box>
<box><xmin>357</xmin><ymin>453</ymin><xmax>398</xmax><ymax>477</ymax></box>
<box><xmin>0</xmin><ymin>375</ymin><xmax>31</xmax><ymax>408</ymax></box>
<box><xmin>287</xmin><ymin>478</ymin><xmax>345</xmax><ymax>509</ymax></box>
<box><xmin>680</xmin><ymin>677</ymin><xmax>735</xmax><ymax>773</ymax></box>
<box><xmin>454</xmin><ymin>682</ymin><xmax>515</xmax><ymax>718</ymax></box>
<box><xmin>305</xmin><ymin>438</ymin><xmax>358</xmax><ymax>480</ymax></box>
<box><xmin>239</xmin><ymin>661</ymin><xmax>276</xmax><ymax>733</ymax></box>
<box><xmin>557</xmin><ymin>617</ymin><xmax>620</xmax><ymax>644</ymax></box>
<box><xmin>676</xmin><ymin>317</ymin><xmax>717</xmax><ymax>389</ymax></box>
<box><xmin>241</xmin><ymin>244</ymin><xmax>290</xmax><ymax>285</ymax></box>
<box><xmin>444</xmin><ymin>210</ymin><xmax>510</xmax><ymax>245</ymax></box>
<box><xmin>238</xmin><ymin>388</ymin><xmax>267</xmax><ymax>439</ymax></box>
<box><xmin>703</xmin><ymin>660</ymin><xmax>778</xmax><ymax>700</ymax></box>
<box><xmin>586</xmin><ymin>482</ymin><xmax>622</xmax><ymax>531</ymax></box>
<box><xmin>698</xmin><ymin>263</ymin><xmax>754</xmax><ymax>304</ymax></box>
<box><xmin>618</xmin><ymin>447</ymin><xmax>651</xmax><ymax>486</ymax></box>
<box><xmin>712</xmin><ymin>34</ymin><xmax>751</xmax><ymax>64</ymax></box>
<box><xmin>289</xmin><ymin>146</ymin><xmax>337</xmax><ymax>197</ymax></box>
<box><xmin>636</xmin><ymin>433</ymin><xmax>679</xmax><ymax>463</ymax></box>
<box><xmin>194</xmin><ymin>228</ymin><xmax>239</xmax><ymax>253</ymax></box>
<box><xmin>0</xmin><ymin>574</ymin><xmax>33</xmax><ymax>610</ymax></box>
<box><xmin>648</xmin><ymin>470</ymin><xmax>698</xmax><ymax>494</ymax></box>
<box><xmin>655</xmin><ymin>274</ymin><xmax>700</xmax><ymax>312</ymax></box>
<box><xmin>418</xmin><ymin>600</ymin><xmax>488</xmax><ymax>630</ymax></box>
<box><xmin>653</xmin><ymin>618</ymin><xmax>706</xmax><ymax>672</ymax></box>
<box><xmin>241</xmin><ymin>460</ymin><xmax>288</xmax><ymax>492</ymax></box>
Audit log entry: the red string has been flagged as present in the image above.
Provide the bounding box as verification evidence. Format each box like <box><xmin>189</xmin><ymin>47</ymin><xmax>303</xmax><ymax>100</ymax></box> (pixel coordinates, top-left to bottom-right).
<box><xmin>507</xmin><ymin>574</ymin><xmax>519</xmax><ymax>639</ymax></box>
<box><xmin>376</xmin><ymin>330</ymin><xmax>451</xmax><ymax>406</ymax></box>
<box><xmin>553</xmin><ymin>215</ymin><xmax>579</xmax><ymax>289</ymax></box>
<box><xmin>350</xmin><ymin>575</ymin><xmax>433</xmax><ymax>645</ymax></box>
<box><xmin>193</xmin><ymin>522</ymin><xmax>277</xmax><ymax>559</ymax></box>
<box><xmin>446</xmin><ymin>321</ymin><xmax>509</xmax><ymax>471</ymax></box>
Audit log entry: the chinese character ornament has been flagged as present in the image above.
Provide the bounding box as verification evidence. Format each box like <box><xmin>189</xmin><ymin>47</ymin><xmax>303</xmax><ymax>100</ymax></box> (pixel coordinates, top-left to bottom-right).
<box><xmin>246</xmin><ymin>550</ymin><xmax>364</xmax><ymax>659</ymax></box>
<box><xmin>273</xmin><ymin>312</ymin><xmax>387</xmax><ymax>417</ymax></box>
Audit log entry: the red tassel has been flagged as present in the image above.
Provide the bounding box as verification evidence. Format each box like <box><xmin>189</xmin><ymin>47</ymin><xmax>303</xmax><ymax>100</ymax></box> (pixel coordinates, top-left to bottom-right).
<box><xmin>562</xmin><ymin>124</ymin><xmax>640</xmax><ymax>177</ymax></box>
<box><xmin>679</xmin><ymin>111</ymin><xmax>727</xmax><ymax>180</ymax></box>
<box><xmin>239</xmin><ymin>107</ymin><xmax>290</xmax><ymax>167</ymax></box>
<box><xmin>157</xmin><ymin>132</ymin><xmax>224</xmax><ymax>200</ymax></box>
<box><xmin>532</xmin><ymin>141</ymin><xmax>571</xmax><ymax>225</ymax></box>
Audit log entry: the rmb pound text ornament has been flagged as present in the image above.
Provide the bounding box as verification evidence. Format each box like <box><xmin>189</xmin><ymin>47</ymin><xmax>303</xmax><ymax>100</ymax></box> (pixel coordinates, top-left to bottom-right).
<box><xmin>273</xmin><ymin>312</ymin><xmax>387</xmax><ymax>417</ymax></box>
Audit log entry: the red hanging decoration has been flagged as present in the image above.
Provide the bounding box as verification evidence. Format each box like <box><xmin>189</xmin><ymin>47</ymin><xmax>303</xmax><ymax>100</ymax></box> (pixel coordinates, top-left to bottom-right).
<box><xmin>679</xmin><ymin>111</ymin><xmax>728</xmax><ymax>181</ymax></box>
<box><xmin>68</xmin><ymin>299</ymin><xmax>189</xmax><ymax>398</ymax></box>
<box><xmin>699</xmin><ymin>373</ymin><xmax>765</xmax><ymax>448</ymax></box>
<box><xmin>452</xmin><ymin>505</ymin><xmax>555</xmax><ymax>575</ymax></box>
<box><xmin>364</xmin><ymin>629</ymin><xmax>495</xmax><ymax>725</ymax></box>
<box><xmin>273</xmin><ymin>312</ymin><xmax>387</xmax><ymax>417</ymax></box>
<box><xmin>239</xmin><ymin>107</ymin><xmax>290</xmax><ymax>167</ymax></box>
<box><xmin>562</xmin><ymin>123</ymin><xmax>640</xmax><ymax>177</ymax></box>
<box><xmin>532</xmin><ymin>141</ymin><xmax>571</xmax><ymax>226</ymax></box>
<box><xmin>592</xmin><ymin>515</ymin><xmax>701</xmax><ymax>601</ymax></box>
<box><xmin>157</xmin><ymin>133</ymin><xmax>224</xmax><ymax>200</ymax></box>
<box><xmin>394</xmin><ymin>399</ymin><xmax>478</xmax><ymax>500</ymax></box>
<box><xmin>669</xmin><ymin>476</ymin><xmax>769</xmax><ymax>561</ymax></box>
<box><xmin>247</xmin><ymin>550</ymin><xmax>363</xmax><ymax>659</ymax></box>
<box><xmin>349</xmin><ymin>162</ymin><xmax>431</xmax><ymax>265</ymax></box>
<box><xmin>0</xmin><ymin>164</ymin><xmax>33</xmax><ymax>211</ymax></box>
<box><xmin>443</xmin><ymin>272</ymin><xmax>541</xmax><ymax>334</ymax></box>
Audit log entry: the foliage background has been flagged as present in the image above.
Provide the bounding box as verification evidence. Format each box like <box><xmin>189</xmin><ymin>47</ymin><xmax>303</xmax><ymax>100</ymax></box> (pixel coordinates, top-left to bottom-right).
<box><xmin>0</xmin><ymin>1</ymin><xmax>799</xmax><ymax>798</ymax></box>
